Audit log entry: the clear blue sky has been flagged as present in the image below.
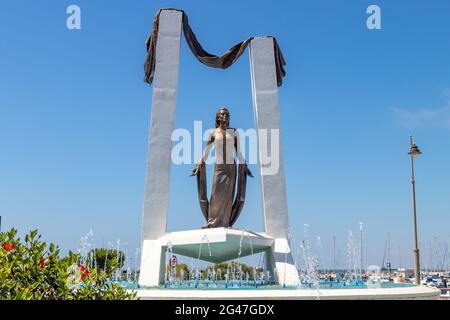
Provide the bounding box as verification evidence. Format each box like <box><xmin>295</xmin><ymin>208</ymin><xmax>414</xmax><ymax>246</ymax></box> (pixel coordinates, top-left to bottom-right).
<box><xmin>1</xmin><ymin>0</ymin><xmax>449</xmax><ymax>270</ymax></box>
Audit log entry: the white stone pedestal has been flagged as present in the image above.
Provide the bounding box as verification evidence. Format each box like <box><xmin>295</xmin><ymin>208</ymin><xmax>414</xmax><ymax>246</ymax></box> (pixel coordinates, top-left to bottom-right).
<box><xmin>138</xmin><ymin>228</ymin><xmax>299</xmax><ymax>287</ymax></box>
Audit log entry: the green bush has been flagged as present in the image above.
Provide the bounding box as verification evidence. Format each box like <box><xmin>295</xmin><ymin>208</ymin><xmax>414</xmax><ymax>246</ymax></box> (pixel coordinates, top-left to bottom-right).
<box><xmin>165</xmin><ymin>263</ymin><xmax>189</xmax><ymax>280</ymax></box>
<box><xmin>203</xmin><ymin>261</ymin><xmax>261</xmax><ymax>280</ymax></box>
<box><xmin>87</xmin><ymin>248</ymin><xmax>124</xmax><ymax>273</ymax></box>
<box><xmin>0</xmin><ymin>228</ymin><xmax>137</xmax><ymax>300</ymax></box>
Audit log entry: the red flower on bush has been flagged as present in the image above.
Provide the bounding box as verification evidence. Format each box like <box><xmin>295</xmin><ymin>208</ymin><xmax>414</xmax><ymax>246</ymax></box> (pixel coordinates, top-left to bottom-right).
<box><xmin>2</xmin><ymin>241</ymin><xmax>16</xmax><ymax>252</ymax></box>
<box><xmin>39</xmin><ymin>256</ymin><xmax>45</xmax><ymax>268</ymax></box>
<box><xmin>79</xmin><ymin>264</ymin><xmax>90</xmax><ymax>281</ymax></box>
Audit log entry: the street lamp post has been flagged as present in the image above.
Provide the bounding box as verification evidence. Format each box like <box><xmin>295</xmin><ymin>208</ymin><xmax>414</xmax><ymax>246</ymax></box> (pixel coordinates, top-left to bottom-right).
<box><xmin>408</xmin><ymin>136</ymin><xmax>422</xmax><ymax>285</ymax></box>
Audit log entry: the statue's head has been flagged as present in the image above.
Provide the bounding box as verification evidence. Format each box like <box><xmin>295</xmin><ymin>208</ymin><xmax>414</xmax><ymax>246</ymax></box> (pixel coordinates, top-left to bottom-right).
<box><xmin>215</xmin><ymin>108</ymin><xmax>230</xmax><ymax>128</ymax></box>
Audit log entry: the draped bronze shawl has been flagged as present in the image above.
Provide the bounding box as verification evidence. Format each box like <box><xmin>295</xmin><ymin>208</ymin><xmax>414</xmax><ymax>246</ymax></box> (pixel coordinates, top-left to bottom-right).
<box><xmin>144</xmin><ymin>8</ymin><xmax>286</xmax><ymax>87</ymax></box>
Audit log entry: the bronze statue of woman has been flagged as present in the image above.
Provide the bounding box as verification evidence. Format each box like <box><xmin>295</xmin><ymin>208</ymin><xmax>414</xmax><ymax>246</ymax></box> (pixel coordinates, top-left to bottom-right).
<box><xmin>191</xmin><ymin>108</ymin><xmax>253</xmax><ymax>228</ymax></box>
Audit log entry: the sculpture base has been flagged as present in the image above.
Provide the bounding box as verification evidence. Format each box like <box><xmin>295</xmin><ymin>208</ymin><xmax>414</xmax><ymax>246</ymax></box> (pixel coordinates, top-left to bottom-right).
<box><xmin>133</xmin><ymin>285</ymin><xmax>440</xmax><ymax>300</ymax></box>
<box><xmin>138</xmin><ymin>228</ymin><xmax>299</xmax><ymax>287</ymax></box>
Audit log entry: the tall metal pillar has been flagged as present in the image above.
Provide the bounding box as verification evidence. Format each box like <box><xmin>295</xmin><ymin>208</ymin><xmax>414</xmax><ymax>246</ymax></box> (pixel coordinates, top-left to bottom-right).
<box><xmin>249</xmin><ymin>37</ymin><xmax>298</xmax><ymax>285</ymax></box>
<box><xmin>139</xmin><ymin>9</ymin><xmax>183</xmax><ymax>286</ymax></box>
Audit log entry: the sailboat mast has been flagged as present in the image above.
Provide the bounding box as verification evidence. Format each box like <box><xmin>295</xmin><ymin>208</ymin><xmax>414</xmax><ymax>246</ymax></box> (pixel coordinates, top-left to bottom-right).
<box><xmin>448</xmin><ymin>236</ymin><xmax>450</xmax><ymax>272</ymax></box>
<box><xmin>434</xmin><ymin>237</ymin><xmax>438</xmax><ymax>272</ymax></box>
<box><xmin>333</xmin><ymin>234</ymin><xmax>336</xmax><ymax>272</ymax></box>
<box><xmin>387</xmin><ymin>232</ymin><xmax>391</xmax><ymax>275</ymax></box>
<box><xmin>359</xmin><ymin>223</ymin><xmax>363</xmax><ymax>276</ymax></box>
<box><xmin>428</xmin><ymin>242</ymin><xmax>432</xmax><ymax>273</ymax></box>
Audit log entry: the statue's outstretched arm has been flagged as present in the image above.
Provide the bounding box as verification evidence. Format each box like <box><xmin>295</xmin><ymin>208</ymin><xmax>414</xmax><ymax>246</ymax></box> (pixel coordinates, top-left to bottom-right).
<box><xmin>191</xmin><ymin>131</ymin><xmax>215</xmax><ymax>176</ymax></box>
<box><xmin>201</xmin><ymin>131</ymin><xmax>215</xmax><ymax>164</ymax></box>
<box><xmin>234</xmin><ymin>129</ymin><xmax>246</xmax><ymax>164</ymax></box>
<box><xmin>234</xmin><ymin>129</ymin><xmax>253</xmax><ymax>177</ymax></box>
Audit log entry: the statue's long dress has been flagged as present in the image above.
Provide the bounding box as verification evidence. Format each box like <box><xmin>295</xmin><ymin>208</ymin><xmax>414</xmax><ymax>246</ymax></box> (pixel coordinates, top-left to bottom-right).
<box><xmin>196</xmin><ymin>128</ymin><xmax>248</xmax><ymax>228</ymax></box>
<box><xmin>206</xmin><ymin>161</ymin><xmax>236</xmax><ymax>228</ymax></box>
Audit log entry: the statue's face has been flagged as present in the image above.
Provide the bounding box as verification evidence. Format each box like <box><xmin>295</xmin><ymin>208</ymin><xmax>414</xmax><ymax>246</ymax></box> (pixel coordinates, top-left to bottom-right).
<box><xmin>218</xmin><ymin>109</ymin><xmax>229</xmax><ymax>124</ymax></box>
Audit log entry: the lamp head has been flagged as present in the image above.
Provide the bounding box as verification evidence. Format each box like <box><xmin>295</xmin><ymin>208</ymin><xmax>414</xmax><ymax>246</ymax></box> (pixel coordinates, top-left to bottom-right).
<box><xmin>408</xmin><ymin>136</ymin><xmax>422</xmax><ymax>158</ymax></box>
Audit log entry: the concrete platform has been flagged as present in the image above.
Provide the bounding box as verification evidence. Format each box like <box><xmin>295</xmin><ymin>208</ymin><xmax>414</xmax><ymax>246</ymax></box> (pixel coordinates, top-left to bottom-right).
<box><xmin>159</xmin><ymin>228</ymin><xmax>274</xmax><ymax>263</ymax></box>
<box><xmin>139</xmin><ymin>228</ymin><xmax>300</xmax><ymax>287</ymax></box>
<box><xmin>133</xmin><ymin>285</ymin><xmax>440</xmax><ymax>300</ymax></box>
